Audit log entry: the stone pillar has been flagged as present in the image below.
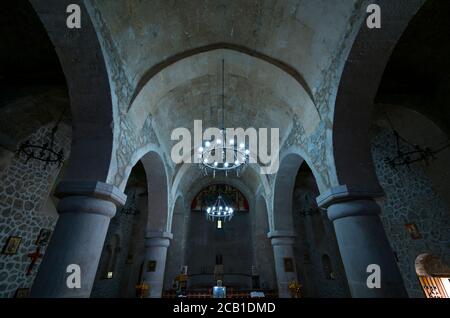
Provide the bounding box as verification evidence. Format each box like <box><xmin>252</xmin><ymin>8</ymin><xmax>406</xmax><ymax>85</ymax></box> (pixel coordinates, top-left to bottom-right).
<box><xmin>142</xmin><ymin>231</ymin><xmax>173</xmax><ymax>298</ymax></box>
<box><xmin>30</xmin><ymin>181</ymin><xmax>126</xmax><ymax>298</ymax></box>
<box><xmin>317</xmin><ymin>185</ymin><xmax>407</xmax><ymax>298</ymax></box>
<box><xmin>268</xmin><ymin>231</ymin><xmax>297</xmax><ymax>298</ymax></box>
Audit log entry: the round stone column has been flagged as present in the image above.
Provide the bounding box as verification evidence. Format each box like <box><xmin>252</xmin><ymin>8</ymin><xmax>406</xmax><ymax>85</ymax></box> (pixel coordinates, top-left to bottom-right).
<box><xmin>30</xmin><ymin>181</ymin><xmax>126</xmax><ymax>298</ymax></box>
<box><xmin>268</xmin><ymin>231</ymin><xmax>297</xmax><ymax>298</ymax></box>
<box><xmin>142</xmin><ymin>231</ymin><xmax>173</xmax><ymax>298</ymax></box>
<box><xmin>317</xmin><ymin>185</ymin><xmax>407</xmax><ymax>298</ymax></box>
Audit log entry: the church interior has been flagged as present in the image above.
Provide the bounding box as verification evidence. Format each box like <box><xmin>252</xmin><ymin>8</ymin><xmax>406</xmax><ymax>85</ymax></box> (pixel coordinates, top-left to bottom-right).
<box><xmin>0</xmin><ymin>0</ymin><xmax>449</xmax><ymax>299</ymax></box>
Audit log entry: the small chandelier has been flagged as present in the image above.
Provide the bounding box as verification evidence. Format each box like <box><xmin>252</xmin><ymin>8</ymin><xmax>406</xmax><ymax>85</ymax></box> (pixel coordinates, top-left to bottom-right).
<box><xmin>16</xmin><ymin>109</ymin><xmax>66</xmax><ymax>169</ymax></box>
<box><xmin>384</xmin><ymin>111</ymin><xmax>450</xmax><ymax>168</ymax></box>
<box><xmin>206</xmin><ymin>195</ymin><xmax>234</xmax><ymax>224</ymax></box>
<box><xmin>198</xmin><ymin>59</ymin><xmax>249</xmax><ymax>177</ymax></box>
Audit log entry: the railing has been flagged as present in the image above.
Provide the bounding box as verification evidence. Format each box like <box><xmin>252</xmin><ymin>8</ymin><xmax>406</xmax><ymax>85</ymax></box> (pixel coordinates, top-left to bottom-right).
<box><xmin>163</xmin><ymin>289</ymin><xmax>278</xmax><ymax>299</ymax></box>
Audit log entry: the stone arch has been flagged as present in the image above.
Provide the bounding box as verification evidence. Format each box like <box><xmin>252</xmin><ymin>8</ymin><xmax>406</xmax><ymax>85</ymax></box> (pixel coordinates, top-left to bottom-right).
<box><xmin>118</xmin><ymin>144</ymin><xmax>165</xmax><ymax>192</ymax></box>
<box><xmin>169</xmin><ymin>193</ymin><xmax>186</xmax><ymax>232</ymax></box>
<box><xmin>130</xmin><ymin>43</ymin><xmax>314</xmax><ymax>108</ymax></box>
<box><xmin>272</xmin><ymin>149</ymin><xmax>322</xmax><ymax>232</ymax></box>
<box><xmin>273</xmin><ymin>152</ymin><xmax>303</xmax><ymax>232</ymax></box>
<box><xmin>331</xmin><ymin>0</ymin><xmax>425</xmax><ymax>193</ymax></box>
<box><xmin>140</xmin><ymin>151</ymin><xmax>170</xmax><ymax>233</ymax></box>
<box><xmin>30</xmin><ymin>0</ymin><xmax>116</xmax><ymax>182</ymax></box>
<box><xmin>172</xmin><ymin>160</ymin><xmax>271</xmax><ymax>204</ymax></box>
<box><xmin>127</xmin><ymin>48</ymin><xmax>320</xmax><ymax>137</ymax></box>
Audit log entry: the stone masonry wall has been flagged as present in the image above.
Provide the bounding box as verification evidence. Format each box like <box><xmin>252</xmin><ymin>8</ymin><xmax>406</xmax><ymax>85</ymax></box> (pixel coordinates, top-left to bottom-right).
<box><xmin>293</xmin><ymin>189</ymin><xmax>349</xmax><ymax>298</ymax></box>
<box><xmin>372</xmin><ymin>129</ymin><xmax>450</xmax><ymax>298</ymax></box>
<box><xmin>0</xmin><ymin>125</ymin><xmax>70</xmax><ymax>298</ymax></box>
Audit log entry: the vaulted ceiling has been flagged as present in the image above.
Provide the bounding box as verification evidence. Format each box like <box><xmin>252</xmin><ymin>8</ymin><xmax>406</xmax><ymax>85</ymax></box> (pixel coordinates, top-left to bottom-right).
<box><xmin>89</xmin><ymin>0</ymin><xmax>364</xmax><ymax>191</ymax></box>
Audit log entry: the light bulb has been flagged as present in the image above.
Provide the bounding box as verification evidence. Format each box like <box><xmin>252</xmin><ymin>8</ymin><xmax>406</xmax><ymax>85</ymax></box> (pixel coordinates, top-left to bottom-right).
<box><xmin>198</xmin><ymin>147</ymin><xmax>204</xmax><ymax>153</ymax></box>
<box><xmin>203</xmin><ymin>158</ymin><xmax>208</xmax><ymax>163</ymax></box>
<box><xmin>214</xmin><ymin>161</ymin><xmax>218</xmax><ymax>167</ymax></box>
<box><xmin>245</xmin><ymin>149</ymin><xmax>250</xmax><ymax>155</ymax></box>
<box><xmin>224</xmin><ymin>162</ymin><xmax>229</xmax><ymax>168</ymax></box>
<box><xmin>205</xmin><ymin>141</ymin><xmax>211</xmax><ymax>147</ymax></box>
<box><xmin>229</xmin><ymin>139</ymin><xmax>234</xmax><ymax>145</ymax></box>
<box><xmin>239</xmin><ymin>143</ymin><xmax>245</xmax><ymax>149</ymax></box>
<box><xmin>216</xmin><ymin>139</ymin><xmax>222</xmax><ymax>145</ymax></box>
<box><xmin>219</xmin><ymin>206</ymin><xmax>223</xmax><ymax>210</ymax></box>
<box><xmin>234</xmin><ymin>160</ymin><xmax>240</xmax><ymax>165</ymax></box>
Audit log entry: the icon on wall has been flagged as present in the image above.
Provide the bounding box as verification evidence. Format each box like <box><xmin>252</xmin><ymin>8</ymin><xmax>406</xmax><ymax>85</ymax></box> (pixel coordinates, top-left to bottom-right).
<box><xmin>405</xmin><ymin>223</ymin><xmax>422</xmax><ymax>240</ymax></box>
<box><xmin>14</xmin><ymin>288</ymin><xmax>30</xmax><ymax>298</ymax></box>
<box><xmin>35</xmin><ymin>229</ymin><xmax>52</xmax><ymax>246</ymax></box>
<box><xmin>147</xmin><ymin>260</ymin><xmax>157</xmax><ymax>272</ymax></box>
<box><xmin>2</xmin><ymin>236</ymin><xmax>22</xmax><ymax>255</ymax></box>
<box><xmin>284</xmin><ymin>258</ymin><xmax>295</xmax><ymax>272</ymax></box>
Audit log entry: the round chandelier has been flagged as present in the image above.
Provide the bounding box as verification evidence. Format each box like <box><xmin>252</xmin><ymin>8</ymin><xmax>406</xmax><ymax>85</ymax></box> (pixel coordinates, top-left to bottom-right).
<box><xmin>198</xmin><ymin>130</ymin><xmax>250</xmax><ymax>177</ymax></box>
<box><xmin>206</xmin><ymin>195</ymin><xmax>234</xmax><ymax>223</ymax></box>
<box><xmin>16</xmin><ymin>109</ymin><xmax>66</xmax><ymax>169</ymax></box>
<box><xmin>198</xmin><ymin>59</ymin><xmax>249</xmax><ymax>177</ymax></box>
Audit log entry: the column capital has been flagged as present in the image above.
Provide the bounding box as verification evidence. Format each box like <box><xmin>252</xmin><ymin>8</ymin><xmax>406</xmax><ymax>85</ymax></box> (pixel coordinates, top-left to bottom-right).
<box><xmin>267</xmin><ymin>231</ymin><xmax>296</xmax><ymax>246</ymax></box>
<box><xmin>55</xmin><ymin>180</ymin><xmax>127</xmax><ymax>207</ymax></box>
<box><xmin>316</xmin><ymin>184</ymin><xmax>384</xmax><ymax>209</ymax></box>
<box><xmin>146</xmin><ymin>231</ymin><xmax>173</xmax><ymax>240</ymax></box>
<box><xmin>145</xmin><ymin>231</ymin><xmax>173</xmax><ymax>248</ymax></box>
<box><xmin>267</xmin><ymin>230</ymin><xmax>296</xmax><ymax>239</ymax></box>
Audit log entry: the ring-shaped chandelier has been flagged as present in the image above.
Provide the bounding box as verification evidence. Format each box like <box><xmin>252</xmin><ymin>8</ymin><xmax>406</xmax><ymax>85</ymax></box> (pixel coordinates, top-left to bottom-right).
<box><xmin>206</xmin><ymin>195</ymin><xmax>234</xmax><ymax>222</ymax></box>
<box><xmin>198</xmin><ymin>130</ymin><xmax>250</xmax><ymax>177</ymax></box>
<box><xmin>198</xmin><ymin>59</ymin><xmax>249</xmax><ymax>177</ymax></box>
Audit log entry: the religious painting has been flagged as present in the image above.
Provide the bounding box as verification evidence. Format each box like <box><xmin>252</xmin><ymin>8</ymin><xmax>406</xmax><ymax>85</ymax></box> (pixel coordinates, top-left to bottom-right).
<box><xmin>14</xmin><ymin>288</ymin><xmax>30</xmax><ymax>298</ymax></box>
<box><xmin>147</xmin><ymin>260</ymin><xmax>157</xmax><ymax>272</ymax></box>
<box><xmin>284</xmin><ymin>257</ymin><xmax>295</xmax><ymax>272</ymax></box>
<box><xmin>214</xmin><ymin>264</ymin><xmax>224</xmax><ymax>281</ymax></box>
<box><xmin>35</xmin><ymin>229</ymin><xmax>52</xmax><ymax>246</ymax></box>
<box><xmin>191</xmin><ymin>184</ymin><xmax>249</xmax><ymax>213</ymax></box>
<box><xmin>2</xmin><ymin>236</ymin><xmax>21</xmax><ymax>255</ymax></box>
<box><xmin>405</xmin><ymin>223</ymin><xmax>422</xmax><ymax>240</ymax></box>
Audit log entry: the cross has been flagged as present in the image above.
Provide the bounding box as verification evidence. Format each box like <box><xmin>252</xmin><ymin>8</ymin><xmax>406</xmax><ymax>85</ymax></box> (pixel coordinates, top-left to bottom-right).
<box><xmin>26</xmin><ymin>246</ymin><xmax>43</xmax><ymax>276</ymax></box>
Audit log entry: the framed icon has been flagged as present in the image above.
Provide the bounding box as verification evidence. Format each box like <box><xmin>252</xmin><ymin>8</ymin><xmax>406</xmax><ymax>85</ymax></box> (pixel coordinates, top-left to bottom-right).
<box><xmin>14</xmin><ymin>288</ymin><xmax>30</xmax><ymax>298</ymax></box>
<box><xmin>405</xmin><ymin>223</ymin><xmax>422</xmax><ymax>240</ymax></box>
<box><xmin>284</xmin><ymin>257</ymin><xmax>295</xmax><ymax>272</ymax></box>
<box><xmin>147</xmin><ymin>260</ymin><xmax>157</xmax><ymax>272</ymax></box>
<box><xmin>2</xmin><ymin>236</ymin><xmax>22</xmax><ymax>255</ymax></box>
<box><xmin>35</xmin><ymin>229</ymin><xmax>52</xmax><ymax>246</ymax></box>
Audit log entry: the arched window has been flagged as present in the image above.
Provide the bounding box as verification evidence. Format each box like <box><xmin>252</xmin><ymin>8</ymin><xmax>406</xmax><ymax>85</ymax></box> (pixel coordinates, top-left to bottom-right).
<box><xmin>322</xmin><ymin>254</ymin><xmax>334</xmax><ymax>280</ymax></box>
<box><xmin>101</xmin><ymin>234</ymin><xmax>121</xmax><ymax>279</ymax></box>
